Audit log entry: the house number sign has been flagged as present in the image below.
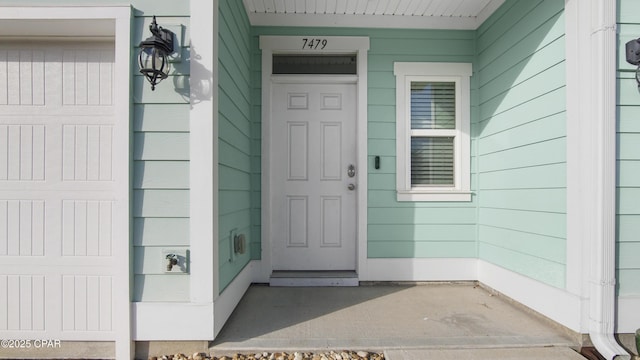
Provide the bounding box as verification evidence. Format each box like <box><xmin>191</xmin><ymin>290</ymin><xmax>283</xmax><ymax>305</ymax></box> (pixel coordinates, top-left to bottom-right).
<box><xmin>302</xmin><ymin>38</ymin><xmax>328</xmax><ymax>50</ymax></box>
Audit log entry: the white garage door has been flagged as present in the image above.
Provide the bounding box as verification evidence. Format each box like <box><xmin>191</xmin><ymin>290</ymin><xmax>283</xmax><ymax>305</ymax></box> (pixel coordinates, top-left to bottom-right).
<box><xmin>0</xmin><ymin>42</ymin><xmax>125</xmax><ymax>340</ymax></box>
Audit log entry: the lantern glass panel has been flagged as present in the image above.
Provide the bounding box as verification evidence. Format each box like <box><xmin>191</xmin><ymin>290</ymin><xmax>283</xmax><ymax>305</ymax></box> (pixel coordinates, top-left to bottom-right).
<box><xmin>139</xmin><ymin>47</ymin><xmax>170</xmax><ymax>76</ymax></box>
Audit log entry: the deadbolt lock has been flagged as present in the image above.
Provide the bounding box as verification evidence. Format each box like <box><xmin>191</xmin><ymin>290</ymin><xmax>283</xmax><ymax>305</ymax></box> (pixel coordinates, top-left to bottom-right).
<box><xmin>347</xmin><ymin>164</ymin><xmax>356</xmax><ymax>178</ymax></box>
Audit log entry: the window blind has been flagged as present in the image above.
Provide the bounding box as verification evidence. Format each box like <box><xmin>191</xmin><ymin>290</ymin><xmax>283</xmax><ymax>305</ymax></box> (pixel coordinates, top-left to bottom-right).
<box><xmin>410</xmin><ymin>81</ymin><xmax>455</xmax><ymax>130</ymax></box>
<box><xmin>410</xmin><ymin>81</ymin><xmax>456</xmax><ymax>186</ymax></box>
<box><xmin>411</xmin><ymin>137</ymin><xmax>455</xmax><ymax>186</ymax></box>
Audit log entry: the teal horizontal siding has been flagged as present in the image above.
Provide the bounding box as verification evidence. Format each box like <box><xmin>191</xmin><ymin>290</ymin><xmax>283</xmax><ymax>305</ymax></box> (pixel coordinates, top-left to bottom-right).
<box><xmin>251</xmin><ymin>26</ymin><xmax>478</xmax><ymax>260</ymax></box>
<box><xmin>477</xmin><ymin>1</ymin><xmax>564</xmax><ymax>76</ymax></box>
<box><xmin>218</xmin><ymin>0</ymin><xmax>253</xmax><ymax>293</ymax></box>
<box><xmin>133</xmin><ymin>133</ymin><xmax>189</xmax><ymax>160</ymax></box>
<box><xmin>476</xmin><ymin>0</ymin><xmax>566</xmax><ymax>289</ymax></box>
<box><xmin>478</xmin><ymin>112</ymin><xmax>565</xmax><ymax>156</ymax></box>
<box><xmin>369</xmin><ymin>241</ymin><xmax>476</xmax><ymax>258</ymax></box>
<box><xmin>134</xmin><ymin>161</ymin><xmax>189</xmax><ymax>189</ymax></box>
<box><xmin>130</xmin><ymin>12</ymin><xmax>190</xmax><ymax>301</ymax></box>
<box><xmin>134</xmin><ymin>218</ymin><xmax>189</xmax><ymax>246</ymax></box>
<box><xmin>478</xmin><ymin>137</ymin><xmax>565</xmax><ymax>173</ymax></box>
<box><xmin>478</xmin><ymin>62</ymin><xmax>565</xmax><ymax>122</ymax></box>
<box><xmin>133</xmin><ymin>274</ymin><xmax>189</xmax><ymax>302</ymax></box>
<box><xmin>479</xmin><ymin>225</ymin><xmax>565</xmax><ymax>264</ymax></box>
<box><xmin>134</xmin><ymin>104</ymin><xmax>189</xmax><ymax>132</ymax></box>
<box><xmin>478</xmin><ymin>87</ymin><xmax>566</xmax><ymax>136</ymax></box>
<box><xmin>479</xmin><ymin>163</ymin><xmax>566</xmax><ymax>190</ymax></box>
<box><xmin>617</xmin><ymin>1</ymin><xmax>640</xmax><ymax>296</ymax></box>
<box><xmin>479</xmin><ymin>189</ymin><xmax>566</xmax><ymax>213</ymax></box>
<box><xmin>480</xmin><ymin>208</ymin><xmax>565</xmax><ymax>239</ymax></box>
<box><xmin>619</xmin><ymin>0</ymin><xmax>640</xmax><ymax>25</ymax></box>
<box><xmin>367</xmin><ymin>27</ymin><xmax>478</xmax><ymax>259</ymax></box>
<box><xmin>618</xmin><ymin>215</ymin><xmax>640</xmax><ymax>242</ymax></box>
<box><xmin>368</xmin><ymin>224</ymin><xmax>476</xmax><ymax>242</ymax></box>
<box><xmin>133</xmin><ymin>190</ymin><xmax>189</xmax><ymax>218</ymax></box>
<box><xmin>479</xmin><ymin>242</ymin><xmax>565</xmax><ymax>288</ymax></box>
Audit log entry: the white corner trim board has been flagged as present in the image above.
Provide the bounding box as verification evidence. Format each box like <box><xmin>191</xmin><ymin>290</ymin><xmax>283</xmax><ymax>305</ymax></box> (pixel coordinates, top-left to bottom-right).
<box><xmin>190</xmin><ymin>0</ymin><xmax>219</xmax><ymax>304</ymax></box>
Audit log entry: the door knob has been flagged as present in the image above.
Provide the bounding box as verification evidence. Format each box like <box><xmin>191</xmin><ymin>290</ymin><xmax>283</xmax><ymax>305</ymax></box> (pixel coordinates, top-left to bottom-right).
<box><xmin>348</xmin><ymin>183</ymin><xmax>356</xmax><ymax>191</ymax></box>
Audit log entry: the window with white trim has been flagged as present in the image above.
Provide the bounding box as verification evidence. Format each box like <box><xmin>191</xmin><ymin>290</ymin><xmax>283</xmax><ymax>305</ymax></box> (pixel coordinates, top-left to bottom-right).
<box><xmin>394</xmin><ymin>62</ymin><xmax>472</xmax><ymax>202</ymax></box>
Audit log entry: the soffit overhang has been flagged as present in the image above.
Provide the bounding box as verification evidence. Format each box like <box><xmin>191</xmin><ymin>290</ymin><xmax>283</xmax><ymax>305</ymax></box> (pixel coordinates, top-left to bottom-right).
<box><xmin>243</xmin><ymin>0</ymin><xmax>506</xmax><ymax>30</ymax></box>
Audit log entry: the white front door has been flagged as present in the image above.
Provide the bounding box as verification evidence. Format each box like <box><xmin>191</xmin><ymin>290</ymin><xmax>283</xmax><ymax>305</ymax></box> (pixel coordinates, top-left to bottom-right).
<box><xmin>271</xmin><ymin>80</ymin><xmax>357</xmax><ymax>271</ymax></box>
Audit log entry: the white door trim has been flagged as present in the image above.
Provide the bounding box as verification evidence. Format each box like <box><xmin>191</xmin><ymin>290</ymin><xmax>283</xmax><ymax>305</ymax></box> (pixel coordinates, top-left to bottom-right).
<box><xmin>259</xmin><ymin>36</ymin><xmax>369</xmax><ymax>280</ymax></box>
<box><xmin>0</xmin><ymin>6</ymin><xmax>131</xmax><ymax>359</ymax></box>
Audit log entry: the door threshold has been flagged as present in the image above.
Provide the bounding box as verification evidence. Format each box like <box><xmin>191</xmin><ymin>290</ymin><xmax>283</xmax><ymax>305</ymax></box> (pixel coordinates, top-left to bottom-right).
<box><xmin>269</xmin><ymin>270</ymin><xmax>359</xmax><ymax>287</ymax></box>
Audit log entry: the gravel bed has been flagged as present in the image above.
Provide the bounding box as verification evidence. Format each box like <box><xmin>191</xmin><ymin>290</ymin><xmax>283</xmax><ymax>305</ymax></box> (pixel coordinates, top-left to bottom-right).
<box><xmin>148</xmin><ymin>350</ymin><xmax>384</xmax><ymax>360</ymax></box>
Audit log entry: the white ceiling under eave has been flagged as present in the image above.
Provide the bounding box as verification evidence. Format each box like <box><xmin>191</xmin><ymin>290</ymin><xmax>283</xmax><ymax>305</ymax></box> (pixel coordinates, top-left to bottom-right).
<box><xmin>243</xmin><ymin>0</ymin><xmax>506</xmax><ymax>30</ymax></box>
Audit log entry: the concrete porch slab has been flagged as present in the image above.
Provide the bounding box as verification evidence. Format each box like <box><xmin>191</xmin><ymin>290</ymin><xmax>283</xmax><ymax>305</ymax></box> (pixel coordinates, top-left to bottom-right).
<box><xmin>385</xmin><ymin>347</ymin><xmax>587</xmax><ymax>360</ymax></box>
<box><xmin>211</xmin><ymin>283</ymin><xmax>581</xmax><ymax>357</ymax></box>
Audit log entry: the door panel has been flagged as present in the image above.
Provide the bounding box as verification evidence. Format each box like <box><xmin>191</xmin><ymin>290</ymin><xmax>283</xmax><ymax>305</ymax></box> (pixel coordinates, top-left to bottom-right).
<box><xmin>271</xmin><ymin>82</ymin><xmax>357</xmax><ymax>271</ymax></box>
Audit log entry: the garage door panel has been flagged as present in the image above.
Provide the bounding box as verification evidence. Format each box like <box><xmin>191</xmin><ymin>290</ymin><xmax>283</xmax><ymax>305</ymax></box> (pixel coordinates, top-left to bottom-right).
<box><xmin>0</xmin><ymin>275</ymin><xmax>45</xmax><ymax>331</ymax></box>
<box><xmin>63</xmin><ymin>48</ymin><xmax>114</xmax><ymax>107</ymax></box>
<box><xmin>62</xmin><ymin>200</ymin><xmax>113</xmax><ymax>257</ymax></box>
<box><xmin>0</xmin><ymin>200</ymin><xmax>45</xmax><ymax>257</ymax></box>
<box><xmin>0</xmin><ymin>42</ymin><xmax>120</xmax><ymax>341</ymax></box>
<box><xmin>62</xmin><ymin>275</ymin><xmax>112</xmax><ymax>332</ymax></box>
<box><xmin>62</xmin><ymin>124</ymin><xmax>113</xmax><ymax>181</ymax></box>
<box><xmin>0</xmin><ymin>125</ymin><xmax>46</xmax><ymax>181</ymax></box>
<box><xmin>0</xmin><ymin>50</ymin><xmax>45</xmax><ymax>106</ymax></box>
<box><xmin>0</xmin><ymin>45</ymin><xmax>114</xmax><ymax>112</ymax></box>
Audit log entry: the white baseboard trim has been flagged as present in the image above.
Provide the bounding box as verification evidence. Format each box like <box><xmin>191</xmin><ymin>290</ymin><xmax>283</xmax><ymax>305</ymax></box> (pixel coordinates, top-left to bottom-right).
<box><xmin>251</xmin><ymin>259</ymin><xmax>271</xmax><ymax>283</ymax></box>
<box><xmin>132</xmin><ymin>262</ymin><xmax>254</xmax><ymax>341</ymax></box>
<box><xmin>360</xmin><ymin>258</ymin><xmax>477</xmax><ymax>282</ymax></box>
<box><xmin>213</xmin><ymin>261</ymin><xmax>254</xmax><ymax>337</ymax></box>
<box><xmin>132</xmin><ymin>302</ymin><xmax>214</xmax><ymax>340</ymax></box>
<box><xmin>616</xmin><ymin>295</ymin><xmax>640</xmax><ymax>333</ymax></box>
<box><xmin>270</xmin><ymin>277</ymin><xmax>359</xmax><ymax>287</ymax></box>
<box><xmin>477</xmin><ymin>260</ymin><xmax>583</xmax><ymax>332</ymax></box>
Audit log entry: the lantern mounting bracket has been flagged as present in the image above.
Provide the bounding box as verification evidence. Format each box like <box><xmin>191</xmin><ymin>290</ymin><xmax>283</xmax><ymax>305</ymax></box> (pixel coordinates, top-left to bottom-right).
<box><xmin>140</xmin><ymin>16</ymin><xmax>174</xmax><ymax>55</ymax></box>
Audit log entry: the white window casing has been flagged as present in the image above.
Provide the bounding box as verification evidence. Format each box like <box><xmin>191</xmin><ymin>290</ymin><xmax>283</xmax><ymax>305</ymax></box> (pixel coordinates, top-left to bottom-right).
<box><xmin>394</xmin><ymin>62</ymin><xmax>472</xmax><ymax>202</ymax></box>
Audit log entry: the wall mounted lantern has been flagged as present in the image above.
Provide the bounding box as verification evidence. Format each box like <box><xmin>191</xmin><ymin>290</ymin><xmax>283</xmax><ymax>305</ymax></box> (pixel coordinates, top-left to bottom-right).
<box><xmin>626</xmin><ymin>38</ymin><xmax>640</xmax><ymax>87</ymax></box>
<box><xmin>138</xmin><ymin>16</ymin><xmax>175</xmax><ymax>91</ymax></box>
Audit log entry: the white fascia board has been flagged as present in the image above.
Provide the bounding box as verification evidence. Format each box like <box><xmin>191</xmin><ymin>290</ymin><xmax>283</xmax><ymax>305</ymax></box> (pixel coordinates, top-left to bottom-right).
<box><xmin>0</xmin><ymin>6</ymin><xmax>131</xmax><ymax>19</ymax></box>
<box><xmin>249</xmin><ymin>13</ymin><xmax>483</xmax><ymax>30</ymax></box>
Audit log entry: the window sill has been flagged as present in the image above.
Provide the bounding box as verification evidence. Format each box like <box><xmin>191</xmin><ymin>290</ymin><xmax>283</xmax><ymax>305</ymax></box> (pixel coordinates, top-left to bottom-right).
<box><xmin>396</xmin><ymin>190</ymin><xmax>472</xmax><ymax>202</ymax></box>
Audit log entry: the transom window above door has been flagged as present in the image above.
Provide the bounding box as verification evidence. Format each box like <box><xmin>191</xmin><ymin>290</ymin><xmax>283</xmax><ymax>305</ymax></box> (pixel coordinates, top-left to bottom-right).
<box><xmin>394</xmin><ymin>62</ymin><xmax>472</xmax><ymax>202</ymax></box>
<box><xmin>273</xmin><ymin>54</ymin><xmax>357</xmax><ymax>75</ymax></box>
